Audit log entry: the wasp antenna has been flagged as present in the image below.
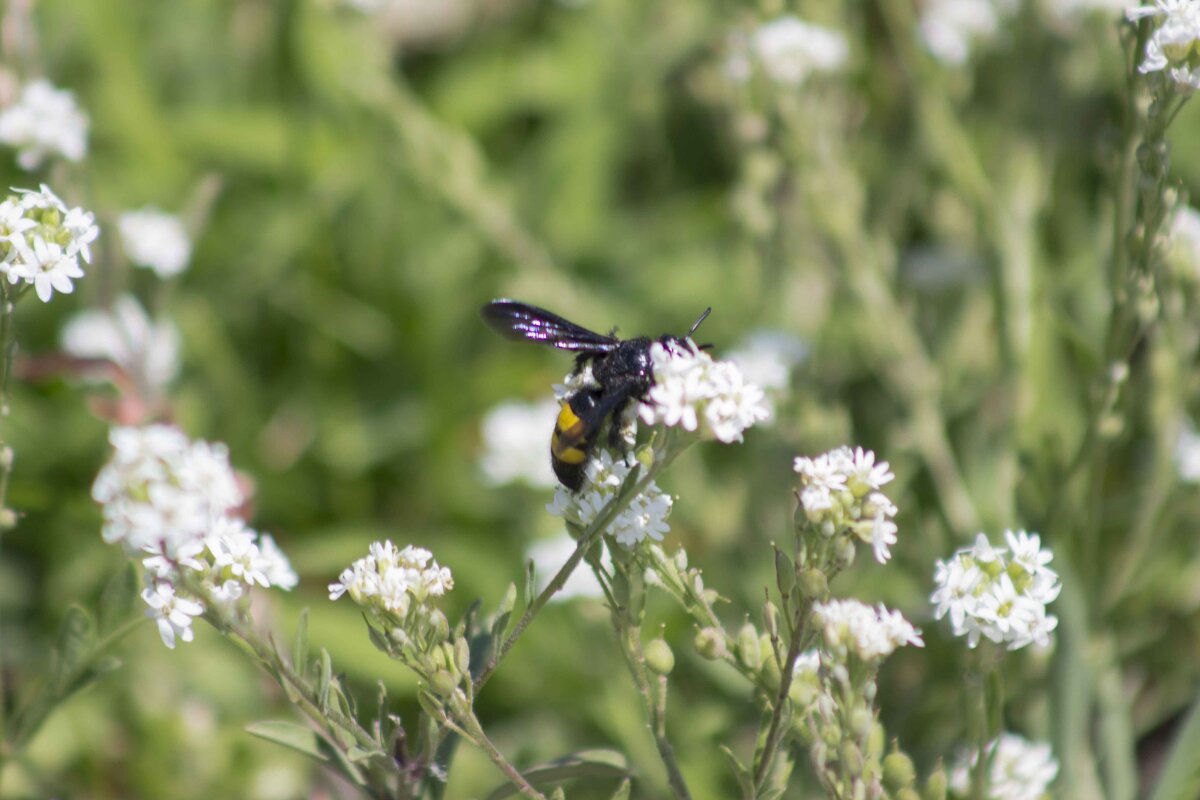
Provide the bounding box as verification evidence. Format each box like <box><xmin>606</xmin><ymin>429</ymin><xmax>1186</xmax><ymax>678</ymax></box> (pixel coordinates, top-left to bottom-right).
<box><xmin>686</xmin><ymin>307</ymin><xmax>713</xmax><ymax>339</ymax></box>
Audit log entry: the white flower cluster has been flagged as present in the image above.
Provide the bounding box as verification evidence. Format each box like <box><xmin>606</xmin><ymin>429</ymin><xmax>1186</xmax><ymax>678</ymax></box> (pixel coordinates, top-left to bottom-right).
<box><xmin>0</xmin><ymin>184</ymin><xmax>98</xmax><ymax>302</ymax></box>
<box><xmin>949</xmin><ymin>732</ymin><xmax>1059</xmax><ymax>800</ymax></box>
<box><xmin>118</xmin><ymin>208</ymin><xmax>192</xmax><ymax>278</ymax></box>
<box><xmin>547</xmin><ymin>449</ymin><xmax>673</xmax><ymax>547</ymax></box>
<box><xmin>478</xmin><ymin>399</ymin><xmax>559</xmax><ymax>488</ymax></box>
<box><xmin>329</xmin><ymin>541</ymin><xmax>454</xmax><ymax>617</ymax></box>
<box><xmin>1127</xmin><ymin>0</ymin><xmax>1200</xmax><ymax>88</ymax></box>
<box><xmin>92</xmin><ymin>425</ymin><xmax>298</xmax><ymax>648</ymax></box>
<box><xmin>727</xmin><ymin>16</ymin><xmax>849</xmax><ymax>86</ymax></box>
<box><xmin>793</xmin><ymin>447</ymin><xmax>899</xmax><ymax>563</ymax></box>
<box><xmin>0</xmin><ymin>80</ymin><xmax>88</xmax><ymax>170</ymax></box>
<box><xmin>811</xmin><ymin>599</ymin><xmax>924</xmax><ymax>661</ymax></box>
<box><xmin>638</xmin><ymin>340</ymin><xmax>770</xmax><ymax>444</ymax></box>
<box><xmin>1174</xmin><ymin>417</ymin><xmax>1200</xmax><ymax>482</ymax></box>
<box><xmin>61</xmin><ymin>294</ymin><xmax>181</xmax><ymax>397</ymax></box>
<box><xmin>726</xmin><ymin>330</ymin><xmax>808</xmax><ymax>423</ymax></box>
<box><xmin>919</xmin><ymin>0</ymin><xmax>1015</xmax><ymax>65</ymax></box>
<box><xmin>931</xmin><ymin>531</ymin><xmax>1061</xmax><ymax>650</ymax></box>
<box><xmin>1169</xmin><ymin>205</ymin><xmax>1200</xmax><ymax>275</ymax></box>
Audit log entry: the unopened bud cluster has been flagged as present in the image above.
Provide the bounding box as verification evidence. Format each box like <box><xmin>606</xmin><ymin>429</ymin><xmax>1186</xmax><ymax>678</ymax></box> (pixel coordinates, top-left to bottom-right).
<box><xmin>793</xmin><ymin>446</ymin><xmax>899</xmax><ymax>564</ymax></box>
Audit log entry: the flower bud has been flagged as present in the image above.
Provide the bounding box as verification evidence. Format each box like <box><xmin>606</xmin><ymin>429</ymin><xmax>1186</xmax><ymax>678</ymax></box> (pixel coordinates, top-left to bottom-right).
<box><xmin>454</xmin><ymin>638</ymin><xmax>471</xmax><ymax>676</ymax></box>
<box><xmin>763</xmin><ymin>601</ymin><xmax>780</xmax><ymax>640</ymax></box>
<box><xmin>789</xmin><ymin>678</ymin><xmax>818</xmax><ymax>707</ymax></box>
<box><xmin>896</xmin><ymin>789</ymin><xmax>921</xmax><ymax>800</ymax></box>
<box><xmin>798</xmin><ymin>568</ymin><xmax>828</xmax><ymax>599</ymax></box>
<box><xmin>883</xmin><ymin>750</ymin><xmax>916</xmax><ymax>791</ymax></box>
<box><xmin>429</xmin><ymin>670</ymin><xmax>458</xmax><ymax>697</ymax></box>
<box><xmin>737</xmin><ymin>623</ymin><xmax>761</xmax><ymax>671</ymax></box>
<box><xmin>774</xmin><ymin>548</ymin><xmax>796</xmax><ymax>596</ymax></box>
<box><xmin>694</xmin><ymin>627</ymin><xmax>726</xmax><ymax>660</ymax></box>
<box><xmin>760</xmin><ymin>649</ymin><xmax>781</xmax><ymax>691</ymax></box>
<box><xmin>839</xmin><ymin>741</ymin><xmax>863</xmax><ymax>776</ymax></box>
<box><xmin>834</xmin><ymin>537</ymin><xmax>856</xmax><ymax>569</ymax></box>
<box><xmin>791</xmin><ymin>713</ymin><xmax>814</xmax><ymax>744</ymax></box>
<box><xmin>644</xmin><ymin>638</ymin><xmax>675</xmax><ymax>675</ymax></box>
<box><xmin>850</xmin><ymin>708</ymin><xmax>874</xmax><ymax>741</ymax></box>
<box><xmin>923</xmin><ymin>763</ymin><xmax>947</xmax><ymax>800</ymax></box>
<box><xmin>867</xmin><ymin>722</ymin><xmax>885</xmax><ymax>759</ymax></box>
<box><xmin>430</xmin><ymin>609</ymin><xmax>450</xmax><ymax>642</ymax></box>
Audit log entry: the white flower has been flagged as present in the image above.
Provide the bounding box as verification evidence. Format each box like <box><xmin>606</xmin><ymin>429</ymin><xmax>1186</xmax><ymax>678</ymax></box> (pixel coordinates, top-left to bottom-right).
<box><xmin>527</xmin><ymin>533</ymin><xmax>608</xmax><ymax>601</ymax></box>
<box><xmin>1175</xmin><ymin>417</ymin><xmax>1200</xmax><ymax>481</ymax></box>
<box><xmin>812</xmin><ymin>599</ymin><xmax>924</xmax><ymax>661</ymax></box>
<box><xmin>7</xmin><ymin>237</ymin><xmax>83</xmax><ymax>302</ymax></box>
<box><xmin>749</xmin><ymin>16</ymin><xmax>849</xmax><ymax>85</ymax></box>
<box><xmin>726</xmin><ymin>330</ymin><xmax>807</xmax><ymax>394</ymax></box>
<box><xmin>207</xmin><ymin>517</ymin><xmax>271</xmax><ymax>588</ymax></box>
<box><xmin>61</xmin><ymin>295</ymin><xmax>181</xmax><ymax>394</ymax></box>
<box><xmin>869</xmin><ymin>513</ymin><xmax>899</xmax><ymax>564</ymax></box>
<box><xmin>0</xmin><ymin>80</ymin><xmax>88</xmax><ymax>170</ymax></box>
<box><xmin>794</xmin><ymin>446</ymin><xmax>900</xmax><ymax>563</ymax></box>
<box><xmin>329</xmin><ymin>541</ymin><xmax>454</xmax><ymax>615</ymax></box>
<box><xmin>546</xmin><ymin>449</ymin><xmax>674</xmax><ymax>547</ymax></box>
<box><xmin>479</xmin><ymin>399</ymin><xmax>559</xmax><ymax>488</ymax></box>
<box><xmin>1044</xmin><ymin>0</ymin><xmax>1128</xmax><ymax>19</ymax></box>
<box><xmin>1126</xmin><ymin>0</ymin><xmax>1200</xmax><ymax>80</ymax></box>
<box><xmin>258</xmin><ymin>534</ymin><xmax>299</xmax><ymax>590</ymax></box>
<box><xmin>930</xmin><ymin>530</ymin><xmax>1061</xmax><ymax>651</ymax></box>
<box><xmin>949</xmin><ymin>732</ymin><xmax>1059</xmax><ymax>800</ymax></box>
<box><xmin>638</xmin><ymin>339</ymin><xmax>770</xmax><ymax>443</ymax></box>
<box><xmin>0</xmin><ymin>185</ymin><xmax>98</xmax><ymax>301</ymax></box>
<box><xmin>142</xmin><ymin>581</ymin><xmax>205</xmax><ymax>649</ymax></box>
<box><xmin>93</xmin><ymin>425</ymin><xmax>242</xmax><ymax>558</ymax></box>
<box><xmin>919</xmin><ymin>0</ymin><xmax>1016</xmax><ymax>64</ymax></box>
<box><xmin>119</xmin><ymin>208</ymin><xmax>192</xmax><ymax>277</ymax></box>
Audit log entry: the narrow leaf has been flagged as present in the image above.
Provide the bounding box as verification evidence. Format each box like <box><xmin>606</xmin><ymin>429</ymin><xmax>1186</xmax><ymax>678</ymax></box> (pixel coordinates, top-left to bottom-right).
<box><xmin>247</xmin><ymin>720</ymin><xmax>331</xmax><ymax>762</ymax></box>
<box><xmin>1148</xmin><ymin>692</ymin><xmax>1200</xmax><ymax>800</ymax></box>
<box><xmin>292</xmin><ymin>607</ymin><xmax>310</xmax><ymax>675</ymax></box>
<box><xmin>720</xmin><ymin>744</ymin><xmax>754</xmax><ymax>798</ymax></box>
<box><xmin>98</xmin><ymin>562</ymin><xmax>140</xmax><ymax>634</ymax></box>
<box><xmin>51</xmin><ymin>605</ymin><xmax>97</xmax><ymax>695</ymax></box>
<box><xmin>484</xmin><ymin>750</ymin><xmax>632</xmax><ymax>800</ymax></box>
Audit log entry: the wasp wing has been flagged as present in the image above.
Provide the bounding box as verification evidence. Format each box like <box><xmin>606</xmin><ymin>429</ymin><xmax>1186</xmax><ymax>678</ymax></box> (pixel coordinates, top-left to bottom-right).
<box><xmin>481</xmin><ymin>300</ymin><xmax>618</xmax><ymax>352</ymax></box>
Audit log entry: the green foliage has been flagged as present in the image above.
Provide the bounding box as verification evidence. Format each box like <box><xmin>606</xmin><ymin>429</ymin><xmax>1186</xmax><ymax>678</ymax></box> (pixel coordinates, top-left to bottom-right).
<box><xmin>2</xmin><ymin>0</ymin><xmax>1200</xmax><ymax>798</ymax></box>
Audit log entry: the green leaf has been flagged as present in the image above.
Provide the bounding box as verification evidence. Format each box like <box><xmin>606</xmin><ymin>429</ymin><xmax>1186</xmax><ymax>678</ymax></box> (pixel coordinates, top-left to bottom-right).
<box><xmin>318</xmin><ymin>648</ymin><xmax>333</xmax><ymax>712</ymax></box>
<box><xmin>720</xmin><ymin>744</ymin><xmax>754</xmax><ymax>799</ymax></box>
<box><xmin>292</xmin><ymin>607</ymin><xmax>310</xmax><ymax>676</ymax></box>
<box><xmin>609</xmin><ymin>779</ymin><xmax>632</xmax><ymax>800</ymax></box>
<box><xmin>484</xmin><ymin>750</ymin><xmax>632</xmax><ymax>800</ymax></box>
<box><xmin>1148</xmin><ymin>691</ymin><xmax>1200</xmax><ymax>800</ymax></box>
<box><xmin>51</xmin><ymin>605</ymin><xmax>97</xmax><ymax>695</ymax></box>
<box><xmin>524</xmin><ymin>558</ymin><xmax>537</xmax><ymax>609</ymax></box>
<box><xmin>98</xmin><ymin>562</ymin><xmax>139</xmax><ymax>634</ymax></box>
<box><xmin>246</xmin><ymin>720</ymin><xmax>331</xmax><ymax>762</ymax></box>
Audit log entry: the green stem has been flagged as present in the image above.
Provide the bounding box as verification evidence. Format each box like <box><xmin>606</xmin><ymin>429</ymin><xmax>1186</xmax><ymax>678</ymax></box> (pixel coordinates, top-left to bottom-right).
<box><xmin>751</xmin><ymin>600</ymin><xmax>814</xmax><ymax>792</ymax></box>
<box><xmin>472</xmin><ymin>434</ymin><xmax>690</xmax><ymax>694</ymax></box>
<box><xmin>458</xmin><ymin>714</ymin><xmax>547</xmax><ymax>800</ymax></box>
<box><xmin>190</xmin><ymin>583</ymin><xmax>392</xmax><ymax>798</ymax></box>
<box><xmin>611</xmin><ymin>603</ymin><xmax>692</xmax><ymax>800</ymax></box>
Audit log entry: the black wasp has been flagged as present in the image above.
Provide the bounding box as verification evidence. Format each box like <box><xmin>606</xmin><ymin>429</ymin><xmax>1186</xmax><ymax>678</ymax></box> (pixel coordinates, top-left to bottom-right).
<box><xmin>482</xmin><ymin>300</ymin><xmax>712</xmax><ymax>491</ymax></box>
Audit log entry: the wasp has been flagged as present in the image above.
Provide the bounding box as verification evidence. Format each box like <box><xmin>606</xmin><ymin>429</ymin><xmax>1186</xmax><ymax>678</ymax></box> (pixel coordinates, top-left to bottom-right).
<box><xmin>481</xmin><ymin>299</ymin><xmax>712</xmax><ymax>491</ymax></box>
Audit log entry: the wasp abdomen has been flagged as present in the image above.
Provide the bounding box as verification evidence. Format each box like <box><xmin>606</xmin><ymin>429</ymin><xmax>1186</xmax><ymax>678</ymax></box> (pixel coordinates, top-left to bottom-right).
<box><xmin>551</xmin><ymin>393</ymin><xmax>598</xmax><ymax>491</ymax></box>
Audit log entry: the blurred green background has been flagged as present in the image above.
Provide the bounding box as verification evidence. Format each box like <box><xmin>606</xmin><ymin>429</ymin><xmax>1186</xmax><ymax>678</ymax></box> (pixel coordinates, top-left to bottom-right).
<box><xmin>2</xmin><ymin>0</ymin><xmax>1200</xmax><ymax>797</ymax></box>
